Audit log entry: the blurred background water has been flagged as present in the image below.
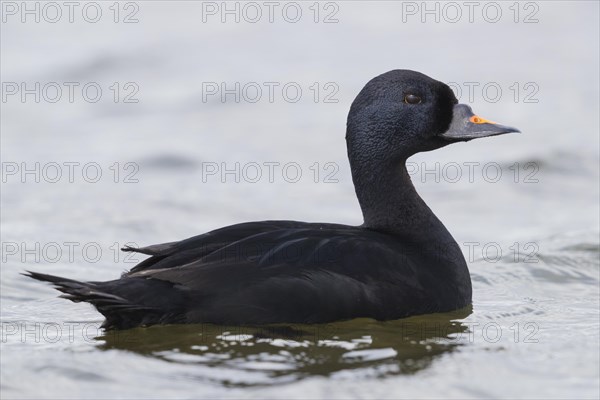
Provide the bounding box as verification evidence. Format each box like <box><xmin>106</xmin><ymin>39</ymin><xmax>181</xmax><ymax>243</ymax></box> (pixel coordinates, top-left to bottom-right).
<box><xmin>1</xmin><ymin>1</ymin><xmax>599</xmax><ymax>399</ymax></box>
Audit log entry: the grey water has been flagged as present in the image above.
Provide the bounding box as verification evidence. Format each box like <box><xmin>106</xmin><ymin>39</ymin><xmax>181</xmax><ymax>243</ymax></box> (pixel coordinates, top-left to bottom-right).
<box><xmin>1</xmin><ymin>2</ymin><xmax>599</xmax><ymax>399</ymax></box>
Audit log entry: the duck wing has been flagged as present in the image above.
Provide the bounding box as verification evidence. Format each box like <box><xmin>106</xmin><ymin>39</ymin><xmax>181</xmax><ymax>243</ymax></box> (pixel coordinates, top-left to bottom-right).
<box><xmin>122</xmin><ymin>220</ymin><xmax>343</xmax><ymax>274</ymax></box>
<box><xmin>26</xmin><ymin>222</ymin><xmax>432</xmax><ymax>329</ymax></box>
<box><xmin>124</xmin><ymin>224</ymin><xmax>429</xmax><ymax>325</ymax></box>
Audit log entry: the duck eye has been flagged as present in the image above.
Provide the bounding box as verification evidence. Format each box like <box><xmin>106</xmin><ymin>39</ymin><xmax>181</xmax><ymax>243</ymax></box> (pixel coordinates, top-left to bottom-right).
<box><xmin>404</xmin><ymin>94</ymin><xmax>422</xmax><ymax>104</ymax></box>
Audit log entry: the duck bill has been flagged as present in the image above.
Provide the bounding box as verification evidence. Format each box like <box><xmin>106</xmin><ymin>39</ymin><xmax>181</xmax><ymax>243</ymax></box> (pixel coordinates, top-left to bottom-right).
<box><xmin>441</xmin><ymin>104</ymin><xmax>520</xmax><ymax>141</ymax></box>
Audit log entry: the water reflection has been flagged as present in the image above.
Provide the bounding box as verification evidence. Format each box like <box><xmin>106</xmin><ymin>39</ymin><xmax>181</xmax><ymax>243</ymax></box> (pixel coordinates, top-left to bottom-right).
<box><xmin>97</xmin><ymin>306</ymin><xmax>472</xmax><ymax>386</ymax></box>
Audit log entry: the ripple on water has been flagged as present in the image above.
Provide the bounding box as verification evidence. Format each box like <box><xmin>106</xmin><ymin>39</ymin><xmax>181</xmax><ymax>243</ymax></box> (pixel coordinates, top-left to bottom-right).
<box><xmin>88</xmin><ymin>308</ymin><xmax>471</xmax><ymax>387</ymax></box>
<box><xmin>2</xmin><ymin>232</ymin><xmax>598</xmax><ymax>396</ymax></box>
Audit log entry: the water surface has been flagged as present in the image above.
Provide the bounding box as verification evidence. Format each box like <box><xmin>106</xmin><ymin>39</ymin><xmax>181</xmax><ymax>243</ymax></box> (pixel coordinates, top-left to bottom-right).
<box><xmin>1</xmin><ymin>2</ymin><xmax>599</xmax><ymax>398</ymax></box>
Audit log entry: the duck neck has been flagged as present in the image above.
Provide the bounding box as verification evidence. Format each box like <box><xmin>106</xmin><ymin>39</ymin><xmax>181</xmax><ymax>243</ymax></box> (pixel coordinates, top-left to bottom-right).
<box><xmin>350</xmin><ymin>154</ymin><xmax>452</xmax><ymax>244</ymax></box>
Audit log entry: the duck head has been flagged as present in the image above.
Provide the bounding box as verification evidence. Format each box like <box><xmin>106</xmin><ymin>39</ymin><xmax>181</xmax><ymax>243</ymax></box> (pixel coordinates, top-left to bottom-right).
<box><xmin>346</xmin><ymin>70</ymin><xmax>520</xmax><ymax>162</ymax></box>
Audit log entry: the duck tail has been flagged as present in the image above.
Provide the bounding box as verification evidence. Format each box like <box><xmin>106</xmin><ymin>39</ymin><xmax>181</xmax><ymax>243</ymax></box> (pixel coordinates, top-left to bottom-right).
<box><xmin>22</xmin><ymin>271</ymin><xmax>160</xmax><ymax>329</ymax></box>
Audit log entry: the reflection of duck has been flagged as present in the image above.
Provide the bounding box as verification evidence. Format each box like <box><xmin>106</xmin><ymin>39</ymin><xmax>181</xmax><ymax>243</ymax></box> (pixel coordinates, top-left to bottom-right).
<box><xmin>98</xmin><ymin>307</ymin><xmax>472</xmax><ymax>385</ymax></box>
<box><xmin>26</xmin><ymin>70</ymin><xmax>518</xmax><ymax>329</ymax></box>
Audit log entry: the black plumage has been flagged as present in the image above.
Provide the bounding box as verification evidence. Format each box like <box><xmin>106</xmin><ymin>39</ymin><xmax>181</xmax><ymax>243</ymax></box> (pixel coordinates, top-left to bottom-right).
<box><xmin>25</xmin><ymin>70</ymin><xmax>519</xmax><ymax>330</ymax></box>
